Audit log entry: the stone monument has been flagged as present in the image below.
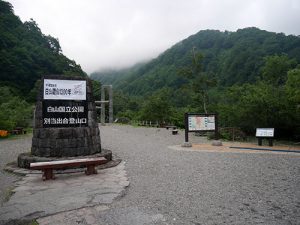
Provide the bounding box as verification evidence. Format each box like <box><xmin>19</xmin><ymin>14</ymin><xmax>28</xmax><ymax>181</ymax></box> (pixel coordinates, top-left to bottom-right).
<box><xmin>18</xmin><ymin>75</ymin><xmax>111</xmax><ymax>168</ymax></box>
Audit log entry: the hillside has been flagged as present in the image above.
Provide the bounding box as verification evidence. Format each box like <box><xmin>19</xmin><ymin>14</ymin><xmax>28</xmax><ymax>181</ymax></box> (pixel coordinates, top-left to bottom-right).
<box><xmin>0</xmin><ymin>0</ymin><xmax>86</xmax><ymax>97</ymax></box>
<box><xmin>91</xmin><ymin>27</ymin><xmax>300</xmax><ymax>139</ymax></box>
<box><xmin>0</xmin><ymin>0</ymin><xmax>88</xmax><ymax>131</ymax></box>
<box><xmin>91</xmin><ymin>28</ymin><xmax>300</xmax><ymax>96</ymax></box>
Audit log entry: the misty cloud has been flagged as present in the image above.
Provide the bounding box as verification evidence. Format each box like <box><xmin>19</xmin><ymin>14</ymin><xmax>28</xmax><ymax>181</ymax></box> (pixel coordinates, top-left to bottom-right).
<box><xmin>8</xmin><ymin>0</ymin><xmax>300</xmax><ymax>74</ymax></box>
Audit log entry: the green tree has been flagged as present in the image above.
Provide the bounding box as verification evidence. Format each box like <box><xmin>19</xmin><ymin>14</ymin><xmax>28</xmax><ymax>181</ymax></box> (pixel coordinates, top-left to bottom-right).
<box><xmin>261</xmin><ymin>54</ymin><xmax>297</xmax><ymax>85</ymax></box>
<box><xmin>285</xmin><ymin>68</ymin><xmax>300</xmax><ymax>104</ymax></box>
<box><xmin>0</xmin><ymin>86</ymin><xmax>33</xmax><ymax>130</ymax></box>
<box><xmin>178</xmin><ymin>47</ymin><xmax>217</xmax><ymax>113</ymax></box>
<box><xmin>139</xmin><ymin>89</ymin><xmax>173</xmax><ymax>122</ymax></box>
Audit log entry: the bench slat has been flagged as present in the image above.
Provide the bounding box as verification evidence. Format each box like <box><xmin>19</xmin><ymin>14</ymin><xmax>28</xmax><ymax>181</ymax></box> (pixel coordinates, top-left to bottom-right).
<box><xmin>30</xmin><ymin>157</ymin><xmax>107</xmax><ymax>170</ymax></box>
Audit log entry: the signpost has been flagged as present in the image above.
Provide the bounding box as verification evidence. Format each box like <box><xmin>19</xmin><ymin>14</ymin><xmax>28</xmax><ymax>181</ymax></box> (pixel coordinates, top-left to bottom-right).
<box><xmin>183</xmin><ymin>113</ymin><xmax>219</xmax><ymax>147</ymax></box>
<box><xmin>256</xmin><ymin>128</ymin><xmax>274</xmax><ymax>146</ymax></box>
<box><xmin>42</xmin><ymin>79</ymin><xmax>87</xmax><ymax>128</ymax></box>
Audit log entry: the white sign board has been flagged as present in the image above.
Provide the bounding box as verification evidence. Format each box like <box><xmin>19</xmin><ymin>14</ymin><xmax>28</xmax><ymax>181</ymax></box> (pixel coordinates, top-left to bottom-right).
<box><xmin>44</xmin><ymin>79</ymin><xmax>86</xmax><ymax>100</ymax></box>
<box><xmin>188</xmin><ymin>115</ymin><xmax>215</xmax><ymax>131</ymax></box>
<box><xmin>256</xmin><ymin>128</ymin><xmax>274</xmax><ymax>137</ymax></box>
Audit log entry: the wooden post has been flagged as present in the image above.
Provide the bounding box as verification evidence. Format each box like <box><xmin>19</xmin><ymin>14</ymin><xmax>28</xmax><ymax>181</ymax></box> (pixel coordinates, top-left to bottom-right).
<box><xmin>258</xmin><ymin>138</ymin><xmax>262</xmax><ymax>146</ymax></box>
<box><xmin>185</xmin><ymin>113</ymin><xmax>189</xmax><ymax>143</ymax></box>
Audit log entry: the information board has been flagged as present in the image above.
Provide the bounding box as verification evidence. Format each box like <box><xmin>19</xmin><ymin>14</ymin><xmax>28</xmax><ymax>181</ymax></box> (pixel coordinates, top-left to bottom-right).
<box><xmin>256</xmin><ymin>128</ymin><xmax>274</xmax><ymax>137</ymax></box>
<box><xmin>44</xmin><ymin>79</ymin><xmax>86</xmax><ymax>100</ymax></box>
<box><xmin>184</xmin><ymin>113</ymin><xmax>219</xmax><ymax>143</ymax></box>
<box><xmin>188</xmin><ymin>115</ymin><xmax>215</xmax><ymax>131</ymax></box>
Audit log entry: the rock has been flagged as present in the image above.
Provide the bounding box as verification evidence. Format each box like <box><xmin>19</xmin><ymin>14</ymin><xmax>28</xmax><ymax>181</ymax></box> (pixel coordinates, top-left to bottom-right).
<box><xmin>181</xmin><ymin>142</ymin><xmax>192</xmax><ymax>147</ymax></box>
<box><xmin>212</xmin><ymin>140</ymin><xmax>223</xmax><ymax>146</ymax></box>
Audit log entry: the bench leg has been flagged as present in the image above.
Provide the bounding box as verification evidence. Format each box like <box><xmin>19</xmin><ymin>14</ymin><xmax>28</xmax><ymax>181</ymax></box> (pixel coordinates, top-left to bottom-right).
<box><xmin>42</xmin><ymin>169</ymin><xmax>55</xmax><ymax>181</ymax></box>
<box><xmin>85</xmin><ymin>165</ymin><xmax>97</xmax><ymax>175</ymax></box>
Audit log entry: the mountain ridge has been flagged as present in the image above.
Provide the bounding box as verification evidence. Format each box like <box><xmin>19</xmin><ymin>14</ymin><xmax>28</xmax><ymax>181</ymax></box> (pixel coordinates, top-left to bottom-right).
<box><xmin>91</xmin><ymin>27</ymin><xmax>300</xmax><ymax>96</ymax></box>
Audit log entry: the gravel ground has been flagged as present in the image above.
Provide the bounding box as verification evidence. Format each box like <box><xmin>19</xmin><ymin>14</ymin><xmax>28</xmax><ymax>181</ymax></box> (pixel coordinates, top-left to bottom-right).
<box><xmin>0</xmin><ymin>125</ymin><xmax>299</xmax><ymax>225</ymax></box>
<box><xmin>98</xmin><ymin>125</ymin><xmax>300</xmax><ymax>225</ymax></box>
<box><xmin>0</xmin><ymin>135</ymin><xmax>32</xmax><ymax>205</ymax></box>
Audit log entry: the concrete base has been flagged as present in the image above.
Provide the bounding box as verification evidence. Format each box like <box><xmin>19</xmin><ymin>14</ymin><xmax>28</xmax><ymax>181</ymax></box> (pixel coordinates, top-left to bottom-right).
<box><xmin>181</xmin><ymin>142</ymin><xmax>192</xmax><ymax>147</ymax></box>
<box><xmin>212</xmin><ymin>140</ymin><xmax>223</xmax><ymax>146</ymax></box>
<box><xmin>18</xmin><ymin>149</ymin><xmax>112</xmax><ymax>169</ymax></box>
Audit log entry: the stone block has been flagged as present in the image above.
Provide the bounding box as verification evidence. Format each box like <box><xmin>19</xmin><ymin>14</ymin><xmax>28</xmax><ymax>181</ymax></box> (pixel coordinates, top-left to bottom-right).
<box><xmin>86</xmin><ymin>84</ymin><xmax>92</xmax><ymax>93</ymax></box>
<box><xmin>75</xmin><ymin>137</ymin><xmax>85</xmax><ymax>147</ymax></box>
<box><xmin>86</xmin><ymin>93</ymin><xmax>93</xmax><ymax>102</ymax></box>
<box><xmin>58</xmin><ymin>128</ymin><xmax>73</xmax><ymax>139</ymax></box>
<box><xmin>88</xmin><ymin>111</ymin><xmax>94</xmax><ymax>120</ymax></box>
<box><xmin>90</xmin><ymin>127</ymin><xmax>95</xmax><ymax>136</ymax></box>
<box><xmin>48</xmin><ymin>128</ymin><xmax>59</xmax><ymax>139</ymax></box>
<box><xmin>67</xmin><ymin>139</ymin><xmax>77</xmax><ymax>148</ymax></box>
<box><xmin>39</xmin><ymin>139</ymin><xmax>50</xmax><ymax>148</ymax></box>
<box><xmin>22</xmin><ymin>75</ymin><xmax>104</xmax><ymax>162</ymax></box>
<box><xmin>33</xmin><ymin>129</ymin><xmax>40</xmax><ymax>138</ymax></box>
<box><xmin>88</xmin><ymin>102</ymin><xmax>94</xmax><ymax>110</ymax></box>
<box><xmin>72</xmin><ymin>128</ymin><xmax>85</xmax><ymax>138</ymax></box>
<box><xmin>35</xmin><ymin>101</ymin><xmax>43</xmax><ymax>111</ymax></box>
<box><xmin>60</xmin><ymin>148</ymin><xmax>71</xmax><ymax>157</ymax></box>
<box><xmin>31</xmin><ymin>138</ymin><xmax>39</xmax><ymax>148</ymax></box>
<box><xmin>78</xmin><ymin>147</ymin><xmax>89</xmax><ymax>155</ymax></box>
<box><xmin>35</xmin><ymin>118</ymin><xmax>43</xmax><ymax>128</ymax></box>
<box><xmin>31</xmin><ymin>146</ymin><xmax>38</xmax><ymax>156</ymax></box>
<box><xmin>83</xmin><ymin>127</ymin><xmax>91</xmax><ymax>137</ymax></box>
<box><xmin>50</xmin><ymin>147</ymin><xmax>61</xmax><ymax>157</ymax></box>
<box><xmin>37</xmin><ymin>147</ymin><xmax>51</xmax><ymax>157</ymax></box>
<box><xmin>86</xmin><ymin>136</ymin><xmax>93</xmax><ymax>146</ymax></box>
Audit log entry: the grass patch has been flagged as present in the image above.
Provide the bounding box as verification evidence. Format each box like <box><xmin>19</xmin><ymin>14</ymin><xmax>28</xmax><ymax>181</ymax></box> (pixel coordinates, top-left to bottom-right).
<box><xmin>2</xmin><ymin>187</ymin><xmax>15</xmax><ymax>203</ymax></box>
<box><xmin>28</xmin><ymin>220</ymin><xmax>39</xmax><ymax>225</ymax></box>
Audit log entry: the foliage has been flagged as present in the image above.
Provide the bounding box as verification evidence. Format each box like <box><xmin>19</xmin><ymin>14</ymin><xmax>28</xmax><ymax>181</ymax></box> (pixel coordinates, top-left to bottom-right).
<box><xmin>0</xmin><ymin>86</ymin><xmax>33</xmax><ymax>130</ymax></box>
<box><xmin>138</xmin><ymin>89</ymin><xmax>173</xmax><ymax>122</ymax></box>
<box><xmin>0</xmin><ymin>0</ymin><xmax>87</xmax><ymax>100</ymax></box>
<box><xmin>285</xmin><ymin>68</ymin><xmax>300</xmax><ymax>104</ymax></box>
<box><xmin>92</xmin><ymin>28</ymin><xmax>300</xmax><ymax>97</ymax></box>
<box><xmin>177</xmin><ymin>47</ymin><xmax>217</xmax><ymax>113</ymax></box>
<box><xmin>261</xmin><ymin>54</ymin><xmax>297</xmax><ymax>85</ymax></box>
<box><xmin>0</xmin><ymin>0</ymin><xmax>88</xmax><ymax>130</ymax></box>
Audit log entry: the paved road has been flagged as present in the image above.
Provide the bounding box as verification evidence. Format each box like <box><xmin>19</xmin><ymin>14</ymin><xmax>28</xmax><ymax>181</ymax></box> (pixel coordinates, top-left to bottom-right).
<box><xmin>96</xmin><ymin>125</ymin><xmax>300</xmax><ymax>225</ymax></box>
<box><xmin>0</xmin><ymin>125</ymin><xmax>299</xmax><ymax>225</ymax></box>
<box><xmin>0</xmin><ymin>136</ymin><xmax>32</xmax><ymax>205</ymax></box>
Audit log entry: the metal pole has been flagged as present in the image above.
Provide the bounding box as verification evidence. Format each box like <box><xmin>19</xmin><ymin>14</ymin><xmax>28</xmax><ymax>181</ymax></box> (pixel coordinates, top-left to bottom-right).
<box><xmin>101</xmin><ymin>86</ymin><xmax>105</xmax><ymax>125</ymax></box>
<box><xmin>108</xmin><ymin>85</ymin><xmax>113</xmax><ymax>123</ymax></box>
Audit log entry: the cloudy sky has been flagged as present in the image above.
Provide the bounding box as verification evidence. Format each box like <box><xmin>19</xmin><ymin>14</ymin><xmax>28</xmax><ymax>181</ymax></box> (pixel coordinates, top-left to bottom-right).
<box><xmin>7</xmin><ymin>0</ymin><xmax>300</xmax><ymax>74</ymax></box>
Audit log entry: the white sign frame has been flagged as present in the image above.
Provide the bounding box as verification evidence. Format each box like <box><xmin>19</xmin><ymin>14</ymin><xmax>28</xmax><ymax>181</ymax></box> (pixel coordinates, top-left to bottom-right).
<box><xmin>256</xmin><ymin>128</ymin><xmax>274</xmax><ymax>137</ymax></box>
<box><xmin>43</xmin><ymin>79</ymin><xmax>86</xmax><ymax>100</ymax></box>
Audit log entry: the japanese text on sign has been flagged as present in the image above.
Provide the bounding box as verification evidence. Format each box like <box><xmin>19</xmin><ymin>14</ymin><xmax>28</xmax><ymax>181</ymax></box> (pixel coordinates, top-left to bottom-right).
<box><xmin>44</xmin><ymin>79</ymin><xmax>86</xmax><ymax>100</ymax></box>
<box><xmin>42</xmin><ymin>100</ymin><xmax>88</xmax><ymax>128</ymax></box>
<box><xmin>256</xmin><ymin>128</ymin><xmax>274</xmax><ymax>137</ymax></box>
<box><xmin>43</xmin><ymin>118</ymin><xmax>87</xmax><ymax>125</ymax></box>
<box><xmin>46</xmin><ymin>106</ymin><xmax>84</xmax><ymax>113</ymax></box>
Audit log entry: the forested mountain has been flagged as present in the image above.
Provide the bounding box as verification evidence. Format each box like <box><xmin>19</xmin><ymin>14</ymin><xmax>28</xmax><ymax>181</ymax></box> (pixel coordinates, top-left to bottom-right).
<box><xmin>91</xmin><ymin>28</ymin><xmax>300</xmax><ymax>96</ymax></box>
<box><xmin>0</xmin><ymin>0</ymin><xmax>86</xmax><ymax>97</ymax></box>
<box><xmin>0</xmin><ymin>0</ymin><xmax>87</xmax><ymax>131</ymax></box>
<box><xmin>92</xmin><ymin>28</ymin><xmax>300</xmax><ymax>139</ymax></box>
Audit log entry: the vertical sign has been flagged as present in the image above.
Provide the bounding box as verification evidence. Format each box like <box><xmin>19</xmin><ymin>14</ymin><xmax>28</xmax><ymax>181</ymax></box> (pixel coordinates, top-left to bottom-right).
<box><xmin>42</xmin><ymin>79</ymin><xmax>87</xmax><ymax>128</ymax></box>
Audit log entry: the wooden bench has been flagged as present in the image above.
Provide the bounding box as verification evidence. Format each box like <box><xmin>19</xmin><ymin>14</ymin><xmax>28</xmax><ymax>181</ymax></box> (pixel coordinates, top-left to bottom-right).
<box><xmin>30</xmin><ymin>157</ymin><xmax>107</xmax><ymax>181</ymax></box>
<box><xmin>165</xmin><ymin>125</ymin><xmax>177</xmax><ymax>130</ymax></box>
